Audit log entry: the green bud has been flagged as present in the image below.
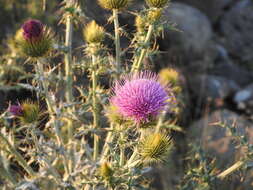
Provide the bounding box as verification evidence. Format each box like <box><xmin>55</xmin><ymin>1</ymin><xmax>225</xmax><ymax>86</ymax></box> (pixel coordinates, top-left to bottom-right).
<box><xmin>99</xmin><ymin>162</ymin><xmax>113</xmax><ymax>180</ymax></box>
<box><xmin>83</xmin><ymin>21</ymin><xmax>105</xmax><ymax>44</ymax></box>
<box><xmin>19</xmin><ymin>101</ymin><xmax>40</xmax><ymax>124</ymax></box>
<box><xmin>139</xmin><ymin>133</ymin><xmax>172</xmax><ymax>165</ymax></box>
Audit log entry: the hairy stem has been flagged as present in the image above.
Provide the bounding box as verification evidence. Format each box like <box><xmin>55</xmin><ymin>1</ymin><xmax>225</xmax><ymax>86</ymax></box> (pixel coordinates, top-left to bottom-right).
<box><xmin>37</xmin><ymin>59</ymin><xmax>54</xmax><ymax>114</ymax></box>
<box><xmin>92</xmin><ymin>55</ymin><xmax>100</xmax><ymax>161</ymax></box>
<box><xmin>113</xmin><ymin>9</ymin><xmax>121</xmax><ymax>77</ymax></box>
<box><xmin>131</xmin><ymin>24</ymin><xmax>154</xmax><ymax>72</ymax></box>
<box><xmin>64</xmin><ymin>12</ymin><xmax>74</xmax><ymax>104</ymax></box>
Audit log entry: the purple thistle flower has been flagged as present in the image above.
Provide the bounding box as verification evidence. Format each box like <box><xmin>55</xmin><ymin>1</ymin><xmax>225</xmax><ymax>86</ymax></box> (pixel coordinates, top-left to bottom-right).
<box><xmin>9</xmin><ymin>105</ymin><xmax>23</xmax><ymax>116</ymax></box>
<box><xmin>22</xmin><ymin>19</ymin><xmax>44</xmax><ymax>40</ymax></box>
<box><xmin>111</xmin><ymin>71</ymin><xmax>171</xmax><ymax>123</ymax></box>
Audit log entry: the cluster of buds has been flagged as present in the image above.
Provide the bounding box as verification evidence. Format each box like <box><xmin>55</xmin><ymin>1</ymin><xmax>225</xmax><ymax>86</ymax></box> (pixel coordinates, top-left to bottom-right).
<box><xmin>9</xmin><ymin>101</ymin><xmax>40</xmax><ymax>124</ymax></box>
<box><xmin>17</xmin><ymin>19</ymin><xmax>53</xmax><ymax>59</ymax></box>
<box><xmin>135</xmin><ymin>0</ymin><xmax>169</xmax><ymax>33</ymax></box>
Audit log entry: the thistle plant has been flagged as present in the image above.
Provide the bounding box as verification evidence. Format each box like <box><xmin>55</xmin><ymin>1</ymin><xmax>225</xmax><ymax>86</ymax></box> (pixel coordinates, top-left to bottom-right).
<box><xmin>1</xmin><ymin>1</ymin><xmax>250</xmax><ymax>190</ymax></box>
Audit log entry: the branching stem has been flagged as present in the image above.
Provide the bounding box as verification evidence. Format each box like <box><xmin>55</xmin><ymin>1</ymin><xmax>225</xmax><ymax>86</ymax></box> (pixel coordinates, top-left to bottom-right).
<box><xmin>131</xmin><ymin>24</ymin><xmax>154</xmax><ymax>72</ymax></box>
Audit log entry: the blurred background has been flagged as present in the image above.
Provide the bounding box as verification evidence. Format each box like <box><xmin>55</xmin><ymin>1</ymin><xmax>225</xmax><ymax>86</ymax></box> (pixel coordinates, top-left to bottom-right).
<box><xmin>1</xmin><ymin>0</ymin><xmax>253</xmax><ymax>189</ymax></box>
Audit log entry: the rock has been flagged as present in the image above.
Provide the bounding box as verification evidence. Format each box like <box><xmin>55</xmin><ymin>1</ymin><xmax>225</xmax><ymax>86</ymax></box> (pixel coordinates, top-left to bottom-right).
<box><xmin>174</xmin><ymin>0</ymin><xmax>236</xmax><ymax>22</ymax></box>
<box><xmin>188</xmin><ymin>109</ymin><xmax>253</xmax><ymax>189</ymax></box>
<box><xmin>160</xmin><ymin>3</ymin><xmax>212</xmax><ymax>65</ymax></box>
<box><xmin>234</xmin><ymin>84</ymin><xmax>253</xmax><ymax>116</ymax></box>
<box><xmin>188</xmin><ymin>74</ymin><xmax>239</xmax><ymax>102</ymax></box>
<box><xmin>187</xmin><ymin>109</ymin><xmax>253</xmax><ymax>169</ymax></box>
<box><xmin>219</xmin><ymin>0</ymin><xmax>253</xmax><ymax>67</ymax></box>
<box><xmin>209</xmin><ymin>47</ymin><xmax>253</xmax><ymax>87</ymax></box>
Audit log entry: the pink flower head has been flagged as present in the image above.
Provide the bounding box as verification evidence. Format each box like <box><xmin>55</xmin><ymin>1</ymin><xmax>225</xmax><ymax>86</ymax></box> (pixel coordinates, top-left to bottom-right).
<box><xmin>111</xmin><ymin>71</ymin><xmax>171</xmax><ymax>123</ymax></box>
<box><xmin>22</xmin><ymin>19</ymin><xmax>44</xmax><ymax>40</ymax></box>
<box><xmin>9</xmin><ymin>105</ymin><xmax>23</xmax><ymax>116</ymax></box>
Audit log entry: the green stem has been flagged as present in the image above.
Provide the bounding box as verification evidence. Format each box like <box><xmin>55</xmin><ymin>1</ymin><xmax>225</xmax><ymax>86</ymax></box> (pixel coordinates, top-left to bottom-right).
<box><xmin>64</xmin><ymin>12</ymin><xmax>73</xmax><ymax>104</ymax></box>
<box><xmin>37</xmin><ymin>59</ymin><xmax>54</xmax><ymax>114</ymax></box>
<box><xmin>155</xmin><ymin>110</ymin><xmax>166</xmax><ymax>133</ymax></box>
<box><xmin>92</xmin><ymin>55</ymin><xmax>100</xmax><ymax>161</ymax></box>
<box><xmin>35</xmin><ymin>61</ymin><xmax>71</xmax><ymax>179</ymax></box>
<box><xmin>100</xmin><ymin>124</ymin><xmax>114</xmax><ymax>162</ymax></box>
<box><xmin>131</xmin><ymin>24</ymin><xmax>154</xmax><ymax>72</ymax></box>
<box><xmin>64</xmin><ymin>9</ymin><xmax>74</xmax><ymax>146</ymax></box>
<box><xmin>217</xmin><ymin>160</ymin><xmax>244</xmax><ymax>180</ymax></box>
<box><xmin>0</xmin><ymin>133</ymin><xmax>36</xmax><ymax>177</ymax></box>
<box><xmin>113</xmin><ymin>9</ymin><xmax>121</xmax><ymax>77</ymax></box>
<box><xmin>119</xmin><ymin>128</ymin><xmax>125</xmax><ymax>167</ymax></box>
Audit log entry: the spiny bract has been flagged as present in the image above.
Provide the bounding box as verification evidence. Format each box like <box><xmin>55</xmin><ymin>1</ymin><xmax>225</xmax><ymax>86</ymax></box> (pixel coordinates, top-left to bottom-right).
<box><xmin>17</xmin><ymin>19</ymin><xmax>53</xmax><ymax>58</ymax></box>
<box><xmin>83</xmin><ymin>20</ymin><xmax>105</xmax><ymax>44</ymax></box>
<box><xmin>139</xmin><ymin>133</ymin><xmax>172</xmax><ymax>165</ymax></box>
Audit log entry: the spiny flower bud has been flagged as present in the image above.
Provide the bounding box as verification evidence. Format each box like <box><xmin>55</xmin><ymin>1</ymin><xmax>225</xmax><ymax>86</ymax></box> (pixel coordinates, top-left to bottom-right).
<box><xmin>17</xmin><ymin>19</ymin><xmax>53</xmax><ymax>58</ymax></box>
<box><xmin>98</xmin><ymin>0</ymin><xmax>130</xmax><ymax>10</ymax></box>
<box><xmin>99</xmin><ymin>162</ymin><xmax>113</xmax><ymax>180</ymax></box>
<box><xmin>9</xmin><ymin>105</ymin><xmax>23</xmax><ymax>116</ymax></box>
<box><xmin>135</xmin><ymin>15</ymin><xmax>146</xmax><ymax>33</ymax></box>
<box><xmin>106</xmin><ymin>105</ymin><xmax>125</xmax><ymax>125</ymax></box>
<box><xmin>22</xmin><ymin>19</ymin><xmax>43</xmax><ymax>40</ymax></box>
<box><xmin>146</xmin><ymin>0</ymin><xmax>169</xmax><ymax>8</ymax></box>
<box><xmin>159</xmin><ymin>68</ymin><xmax>179</xmax><ymax>86</ymax></box>
<box><xmin>147</xmin><ymin>9</ymin><xmax>162</xmax><ymax>23</ymax></box>
<box><xmin>83</xmin><ymin>21</ymin><xmax>105</xmax><ymax>44</ymax></box>
<box><xmin>139</xmin><ymin>133</ymin><xmax>172</xmax><ymax>165</ymax></box>
<box><xmin>14</xmin><ymin>101</ymin><xmax>40</xmax><ymax>124</ymax></box>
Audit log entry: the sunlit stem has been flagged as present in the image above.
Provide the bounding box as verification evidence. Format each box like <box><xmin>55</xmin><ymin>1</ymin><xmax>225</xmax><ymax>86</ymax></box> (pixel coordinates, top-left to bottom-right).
<box><xmin>100</xmin><ymin>124</ymin><xmax>115</xmax><ymax>162</ymax></box>
<box><xmin>37</xmin><ymin>58</ymin><xmax>54</xmax><ymax>114</ymax></box>
<box><xmin>64</xmin><ymin>9</ymin><xmax>74</xmax><ymax>143</ymax></box>
<box><xmin>64</xmin><ymin>12</ymin><xmax>74</xmax><ymax>104</ymax></box>
<box><xmin>131</xmin><ymin>24</ymin><xmax>154</xmax><ymax>72</ymax></box>
<box><xmin>119</xmin><ymin>126</ymin><xmax>125</xmax><ymax>166</ymax></box>
<box><xmin>92</xmin><ymin>55</ymin><xmax>100</xmax><ymax>160</ymax></box>
<box><xmin>113</xmin><ymin>9</ymin><xmax>121</xmax><ymax>77</ymax></box>
<box><xmin>217</xmin><ymin>160</ymin><xmax>244</xmax><ymax>180</ymax></box>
